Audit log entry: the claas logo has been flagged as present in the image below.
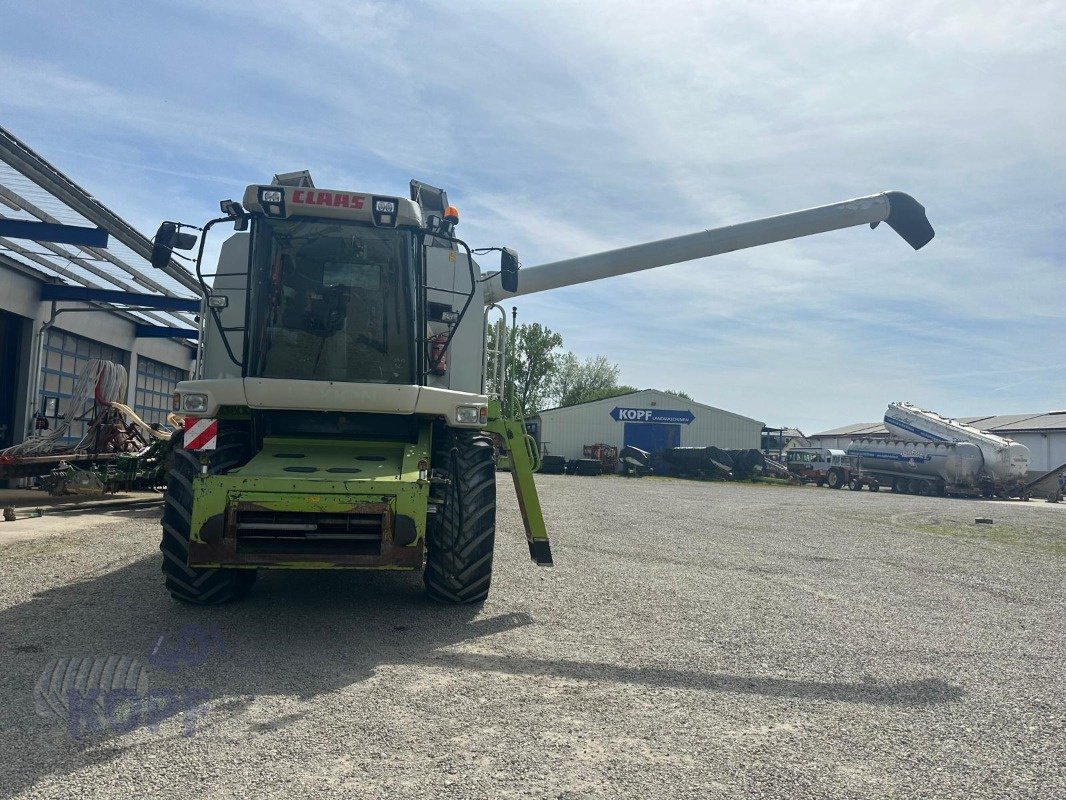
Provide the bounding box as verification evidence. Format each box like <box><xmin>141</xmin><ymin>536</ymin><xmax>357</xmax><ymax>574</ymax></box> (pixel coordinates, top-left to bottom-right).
<box><xmin>290</xmin><ymin>189</ymin><xmax>365</xmax><ymax>209</ymax></box>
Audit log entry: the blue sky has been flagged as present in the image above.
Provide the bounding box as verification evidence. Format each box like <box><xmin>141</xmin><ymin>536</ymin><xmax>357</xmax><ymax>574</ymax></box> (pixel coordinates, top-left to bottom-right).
<box><xmin>1</xmin><ymin>0</ymin><xmax>1063</xmax><ymax>432</ymax></box>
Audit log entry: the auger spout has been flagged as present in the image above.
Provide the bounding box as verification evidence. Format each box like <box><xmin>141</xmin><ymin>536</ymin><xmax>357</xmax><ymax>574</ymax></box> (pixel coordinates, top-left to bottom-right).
<box><xmin>484</xmin><ymin>191</ymin><xmax>933</xmax><ymax>303</ymax></box>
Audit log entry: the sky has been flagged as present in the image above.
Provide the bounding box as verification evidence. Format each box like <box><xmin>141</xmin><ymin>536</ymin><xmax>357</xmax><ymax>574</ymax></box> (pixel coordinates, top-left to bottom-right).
<box><xmin>1</xmin><ymin>0</ymin><xmax>1063</xmax><ymax>433</ymax></box>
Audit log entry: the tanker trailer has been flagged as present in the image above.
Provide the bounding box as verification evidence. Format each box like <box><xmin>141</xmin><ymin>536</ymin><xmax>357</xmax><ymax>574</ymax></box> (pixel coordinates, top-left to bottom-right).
<box><xmin>846</xmin><ymin>438</ymin><xmax>984</xmax><ymax>496</ymax></box>
<box><xmin>883</xmin><ymin>402</ymin><xmax>1030</xmax><ymax>496</ymax></box>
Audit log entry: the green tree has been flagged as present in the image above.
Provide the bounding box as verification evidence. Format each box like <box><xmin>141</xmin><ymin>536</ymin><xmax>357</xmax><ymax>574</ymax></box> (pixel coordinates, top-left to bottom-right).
<box><xmin>661</xmin><ymin>389</ymin><xmax>691</xmax><ymax>400</ymax></box>
<box><xmin>488</xmin><ymin>322</ymin><xmax>564</xmax><ymax>414</ymax></box>
<box><xmin>555</xmin><ymin>354</ymin><xmax>627</xmax><ymax>407</ymax></box>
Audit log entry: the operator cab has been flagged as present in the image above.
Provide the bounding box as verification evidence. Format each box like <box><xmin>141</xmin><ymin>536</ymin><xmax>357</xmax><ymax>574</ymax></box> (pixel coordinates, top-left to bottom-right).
<box><xmin>148</xmin><ymin>173</ymin><xmax>521</xmax><ymax>408</ymax></box>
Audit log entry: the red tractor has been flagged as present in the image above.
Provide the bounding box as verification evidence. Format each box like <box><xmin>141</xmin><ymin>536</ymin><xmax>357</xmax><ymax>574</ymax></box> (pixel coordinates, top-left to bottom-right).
<box><xmin>785</xmin><ymin>448</ymin><xmax>879</xmax><ymax>491</ymax></box>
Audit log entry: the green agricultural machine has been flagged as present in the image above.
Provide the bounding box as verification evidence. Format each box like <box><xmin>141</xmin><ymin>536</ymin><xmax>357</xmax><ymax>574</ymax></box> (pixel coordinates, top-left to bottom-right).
<box><xmin>150</xmin><ymin>172</ymin><xmax>933</xmax><ymax>604</ymax></box>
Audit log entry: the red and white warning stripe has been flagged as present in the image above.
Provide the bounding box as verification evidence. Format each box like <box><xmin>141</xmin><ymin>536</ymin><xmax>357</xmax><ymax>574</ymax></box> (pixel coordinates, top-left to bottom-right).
<box><xmin>183</xmin><ymin>418</ymin><xmax>218</xmax><ymax>451</ymax></box>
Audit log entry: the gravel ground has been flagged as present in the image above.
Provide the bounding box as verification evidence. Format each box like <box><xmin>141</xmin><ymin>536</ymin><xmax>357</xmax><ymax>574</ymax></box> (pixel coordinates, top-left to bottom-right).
<box><xmin>0</xmin><ymin>476</ymin><xmax>1063</xmax><ymax>799</ymax></box>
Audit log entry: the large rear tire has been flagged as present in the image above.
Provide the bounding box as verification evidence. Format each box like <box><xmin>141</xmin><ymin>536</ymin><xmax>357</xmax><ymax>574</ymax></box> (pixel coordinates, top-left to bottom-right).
<box><xmin>160</xmin><ymin>426</ymin><xmax>257</xmax><ymax>605</ymax></box>
<box><xmin>827</xmin><ymin>469</ymin><xmax>844</xmax><ymax>489</ymax></box>
<box><xmin>424</xmin><ymin>427</ymin><xmax>496</xmax><ymax>604</ymax></box>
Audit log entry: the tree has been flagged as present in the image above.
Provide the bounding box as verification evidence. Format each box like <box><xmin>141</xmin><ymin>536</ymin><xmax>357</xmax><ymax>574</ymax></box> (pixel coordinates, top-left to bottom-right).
<box><xmin>661</xmin><ymin>389</ymin><xmax>691</xmax><ymax>400</ymax></box>
<box><xmin>485</xmin><ymin>318</ymin><xmax>690</xmax><ymax>413</ymax></box>
<box><xmin>555</xmin><ymin>354</ymin><xmax>627</xmax><ymax>407</ymax></box>
<box><xmin>488</xmin><ymin>322</ymin><xmax>564</xmax><ymax>414</ymax></box>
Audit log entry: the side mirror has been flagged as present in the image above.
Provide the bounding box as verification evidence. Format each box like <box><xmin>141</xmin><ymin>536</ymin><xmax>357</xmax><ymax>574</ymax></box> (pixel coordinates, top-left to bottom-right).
<box><xmin>150</xmin><ymin>222</ymin><xmax>198</xmax><ymax>269</ymax></box>
<box><xmin>500</xmin><ymin>247</ymin><xmax>520</xmax><ymax>294</ymax></box>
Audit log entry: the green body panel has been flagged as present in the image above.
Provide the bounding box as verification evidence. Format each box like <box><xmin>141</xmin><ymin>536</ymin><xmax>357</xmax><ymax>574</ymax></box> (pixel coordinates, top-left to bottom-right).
<box><xmin>188</xmin><ymin>425</ymin><xmax>431</xmax><ymax>570</ymax></box>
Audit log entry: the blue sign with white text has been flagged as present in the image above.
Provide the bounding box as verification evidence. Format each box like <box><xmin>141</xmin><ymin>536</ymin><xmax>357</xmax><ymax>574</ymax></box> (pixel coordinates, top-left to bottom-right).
<box><xmin>610</xmin><ymin>407</ymin><xmax>694</xmax><ymax>424</ymax></box>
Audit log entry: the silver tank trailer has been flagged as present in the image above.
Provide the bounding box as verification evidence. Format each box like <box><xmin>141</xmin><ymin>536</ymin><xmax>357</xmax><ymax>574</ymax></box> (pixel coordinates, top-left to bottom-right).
<box><xmin>883</xmin><ymin>402</ymin><xmax>1030</xmax><ymax>485</ymax></box>
<box><xmin>847</xmin><ymin>438</ymin><xmax>984</xmax><ymax>491</ymax></box>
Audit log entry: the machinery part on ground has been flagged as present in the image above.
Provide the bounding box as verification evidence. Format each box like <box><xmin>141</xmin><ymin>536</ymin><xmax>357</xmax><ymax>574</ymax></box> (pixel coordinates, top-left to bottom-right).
<box><xmin>39</xmin><ymin>463</ymin><xmax>106</xmax><ymax>496</ymax></box>
<box><xmin>539</xmin><ymin>455</ymin><xmax>566</xmax><ymax>475</ymax></box>
<box><xmin>583</xmin><ymin>443</ymin><xmax>618</xmax><ymax>473</ymax></box>
<box><xmin>424</xmin><ymin>428</ymin><xmax>496</xmax><ymax>604</ymax></box>
<box><xmin>883</xmin><ymin>402</ymin><xmax>1030</xmax><ymax>488</ymax></box>
<box><xmin>569</xmin><ymin>458</ymin><xmax>603</xmax><ymax>476</ymax></box>
<box><xmin>619</xmin><ymin>446</ymin><xmax>651</xmax><ymax>477</ymax></box>
<box><xmin>760</xmin><ymin>455</ymin><xmax>795</xmax><ymax>481</ymax></box>
<box><xmin>661</xmin><ymin>446</ymin><xmax>734</xmax><ymax>478</ymax></box>
<box><xmin>1017</xmin><ymin>461</ymin><xmax>1066</xmax><ymax>498</ymax></box>
<box><xmin>160</xmin><ymin>427</ymin><xmax>257</xmax><ymax>605</ymax></box>
<box><xmin>727</xmin><ymin>449</ymin><xmax>767</xmax><ymax>480</ymax></box>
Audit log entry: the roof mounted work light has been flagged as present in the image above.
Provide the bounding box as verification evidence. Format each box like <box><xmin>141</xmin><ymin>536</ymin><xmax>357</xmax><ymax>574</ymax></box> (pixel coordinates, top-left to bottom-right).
<box><xmin>258</xmin><ymin>188</ymin><xmax>285</xmax><ymax>217</ymax></box>
<box><xmin>219</xmin><ymin>199</ymin><xmax>249</xmax><ymax>231</ymax></box>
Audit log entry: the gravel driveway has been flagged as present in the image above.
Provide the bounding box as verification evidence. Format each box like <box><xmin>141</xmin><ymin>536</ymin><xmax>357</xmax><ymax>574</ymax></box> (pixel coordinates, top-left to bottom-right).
<box><xmin>1</xmin><ymin>477</ymin><xmax>1063</xmax><ymax>799</ymax></box>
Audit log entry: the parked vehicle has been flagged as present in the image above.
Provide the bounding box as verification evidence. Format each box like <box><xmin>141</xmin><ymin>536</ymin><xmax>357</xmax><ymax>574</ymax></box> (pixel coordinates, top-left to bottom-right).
<box><xmin>865</xmin><ymin>402</ymin><xmax>1032</xmax><ymax>497</ymax></box>
<box><xmin>148</xmin><ymin>172</ymin><xmax>933</xmax><ymax>605</ymax></box>
<box><xmin>785</xmin><ymin>447</ymin><xmax>861</xmax><ymax>489</ymax></box>
<box><xmin>848</xmin><ymin>438</ymin><xmax>988</xmax><ymax>496</ymax></box>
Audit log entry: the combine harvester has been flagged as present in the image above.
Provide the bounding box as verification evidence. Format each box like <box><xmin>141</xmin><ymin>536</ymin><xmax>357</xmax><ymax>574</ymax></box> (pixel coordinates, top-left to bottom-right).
<box><xmin>847</xmin><ymin>402</ymin><xmax>1030</xmax><ymax>497</ymax></box>
<box><xmin>147</xmin><ymin>176</ymin><xmax>934</xmax><ymax>605</ymax></box>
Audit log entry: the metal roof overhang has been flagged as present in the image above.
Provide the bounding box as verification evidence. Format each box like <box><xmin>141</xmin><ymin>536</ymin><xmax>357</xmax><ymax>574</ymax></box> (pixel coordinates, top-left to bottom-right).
<box><xmin>0</xmin><ymin>125</ymin><xmax>202</xmax><ymax>341</ymax></box>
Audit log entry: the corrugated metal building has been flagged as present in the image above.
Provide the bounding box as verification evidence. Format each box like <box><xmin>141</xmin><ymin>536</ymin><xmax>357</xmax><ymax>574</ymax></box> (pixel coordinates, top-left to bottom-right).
<box><xmin>806</xmin><ymin>422</ymin><xmax>889</xmax><ymax>451</ymax></box>
<box><xmin>809</xmin><ymin>412</ymin><xmax>1066</xmax><ymax>473</ymax></box>
<box><xmin>529</xmin><ymin>390</ymin><xmax>764</xmax><ymax>461</ymax></box>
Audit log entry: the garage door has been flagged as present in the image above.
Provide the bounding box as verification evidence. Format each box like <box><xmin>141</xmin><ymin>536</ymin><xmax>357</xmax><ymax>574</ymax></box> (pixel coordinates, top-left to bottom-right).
<box><xmin>134</xmin><ymin>356</ymin><xmax>187</xmax><ymax>428</ymax></box>
<box><xmin>39</xmin><ymin>328</ymin><xmax>127</xmax><ymax>443</ymax></box>
<box><xmin>623</xmin><ymin>422</ymin><xmax>681</xmax><ymax>453</ymax></box>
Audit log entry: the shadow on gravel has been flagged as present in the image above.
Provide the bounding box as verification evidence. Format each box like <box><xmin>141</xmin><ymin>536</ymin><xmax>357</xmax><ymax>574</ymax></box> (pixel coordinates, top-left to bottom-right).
<box><xmin>0</xmin><ymin>547</ymin><xmax>532</xmax><ymax>799</ymax></box>
<box><xmin>0</xmin><ymin>511</ymin><xmax>965</xmax><ymax>797</ymax></box>
<box><xmin>433</xmin><ymin>652</ymin><xmax>964</xmax><ymax>706</ymax></box>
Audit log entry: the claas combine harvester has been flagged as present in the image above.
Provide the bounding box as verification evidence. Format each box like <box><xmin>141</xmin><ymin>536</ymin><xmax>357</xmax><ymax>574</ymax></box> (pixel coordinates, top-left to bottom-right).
<box><xmin>149</xmin><ymin>172</ymin><xmax>934</xmax><ymax>604</ymax></box>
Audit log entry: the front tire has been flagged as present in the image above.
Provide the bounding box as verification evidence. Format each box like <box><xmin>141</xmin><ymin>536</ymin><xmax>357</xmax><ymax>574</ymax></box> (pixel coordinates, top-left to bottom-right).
<box><xmin>424</xmin><ymin>427</ymin><xmax>496</xmax><ymax>604</ymax></box>
<box><xmin>160</xmin><ymin>426</ymin><xmax>257</xmax><ymax>605</ymax></box>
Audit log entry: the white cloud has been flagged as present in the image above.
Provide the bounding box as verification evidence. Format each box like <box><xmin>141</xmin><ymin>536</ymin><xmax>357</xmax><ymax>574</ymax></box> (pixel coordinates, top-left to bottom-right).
<box><xmin>1</xmin><ymin>0</ymin><xmax>1062</xmax><ymax>429</ymax></box>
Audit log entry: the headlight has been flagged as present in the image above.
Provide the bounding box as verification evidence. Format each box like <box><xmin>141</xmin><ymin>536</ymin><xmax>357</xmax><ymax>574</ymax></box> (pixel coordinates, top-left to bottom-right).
<box><xmin>182</xmin><ymin>393</ymin><xmax>208</xmax><ymax>412</ymax></box>
<box><xmin>455</xmin><ymin>405</ymin><xmax>483</xmax><ymax>425</ymax></box>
